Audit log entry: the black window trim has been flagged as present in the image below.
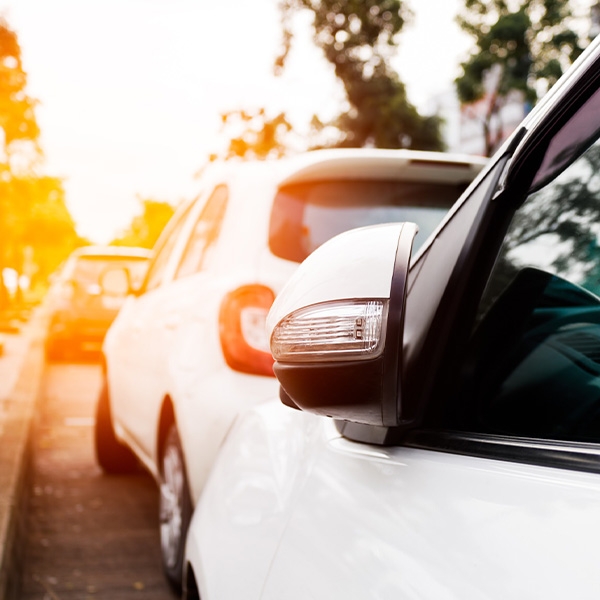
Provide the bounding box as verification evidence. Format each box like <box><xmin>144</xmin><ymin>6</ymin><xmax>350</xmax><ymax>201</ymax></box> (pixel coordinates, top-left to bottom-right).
<box><xmin>338</xmin><ymin>65</ymin><xmax>600</xmax><ymax>471</ymax></box>
<box><xmin>405</xmin><ymin>429</ymin><xmax>600</xmax><ymax>475</ymax></box>
<box><xmin>411</xmin><ymin>65</ymin><xmax>600</xmax><ymax>471</ymax></box>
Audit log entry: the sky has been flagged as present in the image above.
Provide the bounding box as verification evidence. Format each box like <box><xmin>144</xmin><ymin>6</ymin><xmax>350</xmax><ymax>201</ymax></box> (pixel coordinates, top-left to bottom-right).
<box><xmin>0</xmin><ymin>0</ymin><xmax>476</xmax><ymax>243</ymax></box>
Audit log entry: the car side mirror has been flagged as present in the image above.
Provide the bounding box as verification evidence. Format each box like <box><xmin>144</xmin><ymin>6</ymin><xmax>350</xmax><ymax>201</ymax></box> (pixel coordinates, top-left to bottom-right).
<box><xmin>267</xmin><ymin>222</ymin><xmax>417</xmax><ymax>427</ymax></box>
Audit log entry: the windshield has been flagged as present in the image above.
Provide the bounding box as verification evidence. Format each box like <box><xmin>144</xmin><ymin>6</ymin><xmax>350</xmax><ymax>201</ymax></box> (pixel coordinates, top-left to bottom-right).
<box><xmin>68</xmin><ymin>256</ymin><xmax>149</xmax><ymax>289</ymax></box>
<box><xmin>269</xmin><ymin>179</ymin><xmax>469</xmax><ymax>262</ymax></box>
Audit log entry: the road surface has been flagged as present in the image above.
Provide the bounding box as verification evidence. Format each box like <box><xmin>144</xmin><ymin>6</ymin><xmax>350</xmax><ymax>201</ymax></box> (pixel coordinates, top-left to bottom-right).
<box><xmin>19</xmin><ymin>360</ymin><xmax>177</xmax><ymax>599</ymax></box>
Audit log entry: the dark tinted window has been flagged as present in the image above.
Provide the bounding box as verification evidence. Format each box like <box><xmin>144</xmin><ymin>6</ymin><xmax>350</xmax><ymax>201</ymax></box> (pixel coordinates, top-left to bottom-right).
<box><xmin>269</xmin><ymin>180</ymin><xmax>469</xmax><ymax>263</ymax></box>
<box><xmin>454</xmin><ymin>139</ymin><xmax>600</xmax><ymax>442</ymax></box>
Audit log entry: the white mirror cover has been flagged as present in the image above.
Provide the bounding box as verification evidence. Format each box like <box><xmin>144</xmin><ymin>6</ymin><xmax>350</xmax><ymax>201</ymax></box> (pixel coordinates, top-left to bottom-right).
<box><xmin>267</xmin><ymin>223</ymin><xmax>409</xmax><ymax>336</ymax></box>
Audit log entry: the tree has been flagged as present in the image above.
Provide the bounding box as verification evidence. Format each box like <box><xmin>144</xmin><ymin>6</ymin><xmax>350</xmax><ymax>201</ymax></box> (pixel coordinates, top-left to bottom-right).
<box><xmin>111</xmin><ymin>198</ymin><xmax>175</xmax><ymax>250</ymax></box>
<box><xmin>0</xmin><ymin>19</ymin><xmax>39</xmax><ymax>162</ymax></box>
<box><xmin>210</xmin><ymin>109</ymin><xmax>294</xmax><ymax>161</ymax></box>
<box><xmin>455</xmin><ymin>0</ymin><xmax>585</xmax><ymax>156</ymax></box>
<box><xmin>276</xmin><ymin>0</ymin><xmax>444</xmax><ymax>151</ymax></box>
<box><xmin>0</xmin><ymin>18</ymin><xmax>42</xmax><ymax>309</ymax></box>
<box><xmin>0</xmin><ymin>174</ymin><xmax>83</xmax><ymax>302</ymax></box>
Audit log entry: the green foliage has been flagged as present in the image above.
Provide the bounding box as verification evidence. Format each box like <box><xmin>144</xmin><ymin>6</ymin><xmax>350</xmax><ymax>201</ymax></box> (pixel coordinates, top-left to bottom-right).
<box><xmin>276</xmin><ymin>0</ymin><xmax>444</xmax><ymax>151</ymax></box>
<box><xmin>211</xmin><ymin>109</ymin><xmax>294</xmax><ymax>161</ymax></box>
<box><xmin>0</xmin><ymin>18</ymin><xmax>39</xmax><ymax>158</ymax></box>
<box><xmin>507</xmin><ymin>142</ymin><xmax>600</xmax><ymax>274</ymax></box>
<box><xmin>456</xmin><ymin>0</ymin><xmax>586</xmax><ymax>156</ymax></box>
<box><xmin>111</xmin><ymin>198</ymin><xmax>175</xmax><ymax>250</ymax></box>
<box><xmin>0</xmin><ymin>174</ymin><xmax>83</xmax><ymax>294</ymax></box>
<box><xmin>0</xmin><ymin>18</ymin><xmax>80</xmax><ymax>309</ymax></box>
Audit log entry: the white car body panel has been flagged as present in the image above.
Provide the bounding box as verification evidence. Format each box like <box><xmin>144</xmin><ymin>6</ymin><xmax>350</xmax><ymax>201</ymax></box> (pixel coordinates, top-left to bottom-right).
<box><xmin>188</xmin><ymin>400</ymin><xmax>600</xmax><ymax>600</ymax></box>
<box><xmin>104</xmin><ymin>172</ymin><xmax>295</xmax><ymax>502</ymax></box>
<box><xmin>183</xmin><ymin>39</ymin><xmax>600</xmax><ymax>600</ymax></box>
<box><xmin>267</xmin><ymin>223</ymin><xmax>404</xmax><ymax>333</ymax></box>
<box><xmin>103</xmin><ymin>149</ymin><xmax>486</xmax><ymax>505</ymax></box>
<box><xmin>107</xmin><ymin>284</ymin><xmax>175</xmax><ymax>463</ymax></box>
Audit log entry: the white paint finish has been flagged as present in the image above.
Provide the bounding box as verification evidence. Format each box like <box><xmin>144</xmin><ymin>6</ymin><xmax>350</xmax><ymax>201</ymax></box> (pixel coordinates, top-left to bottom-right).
<box><xmin>188</xmin><ymin>400</ymin><xmax>600</xmax><ymax>600</ymax></box>
<box><xmin>105</xmin><ymin>284</ymin><xmax>174</xmax><ymax>464</ymax></box>
<box><xmin>105</xmin><ymin>167</ymin><xmax>286</xmax><ymax>499</ymax></box>
<box><xmin>262</xmin><ymin>443</ymin><xmax>600</xmax><ymax>599</ymax></box>
<box><xmin>267</xmin><ymin>223</ymin><xmax>404</xmax><ymax>336</ymax></box>
<box><xmin>186</xmin><ymin>401</ymin><xmax>328</xmax><ymax>600</ymax></box>
<box><xmin>278</xmin><ymin>148</ymin><xmax>487</xmax><ymax>186</ymax></box>
<box><xmin>184</xmin><ymin>42</ymin><xmax>600</xmax><ymax>600</ymax></box>
<box><xmin>105</xmin><ymin>150</ymin><xmax>482</xmax><ymax>504</ymax></box>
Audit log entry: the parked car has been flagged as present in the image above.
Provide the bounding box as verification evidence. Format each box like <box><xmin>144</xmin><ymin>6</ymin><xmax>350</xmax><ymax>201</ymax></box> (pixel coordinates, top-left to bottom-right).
<box><xmin>183</xmin><ymin>37</ymin><xmax>600</xmax><ymax>600</ymax></box>
<box><xmin>93</xmin><ymin>148</ymin><xmax>486</xmax><ymax>589</ymax></box>
<box><xmin>44</xmin><ymin>246</ymin><xmax>151</xmax><ymax>361</ymax></box>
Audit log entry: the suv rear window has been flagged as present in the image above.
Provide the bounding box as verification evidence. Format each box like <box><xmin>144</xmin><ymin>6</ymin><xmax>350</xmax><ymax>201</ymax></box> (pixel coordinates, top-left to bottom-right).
<box><xmin>68</xmin><ymin>256</ymin><xmax>149</xmax><ymax>288</ymax></box>
<box><xmin>268</xmin><ymin>179</ymin><xmax>469</xmax><ymax>262</ymax></box>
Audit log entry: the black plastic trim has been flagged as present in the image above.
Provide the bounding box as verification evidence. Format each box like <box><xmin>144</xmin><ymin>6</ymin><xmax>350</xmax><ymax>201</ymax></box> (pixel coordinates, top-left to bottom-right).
<box><xmin>274</xmin><ymin>355</ymin><xmax>386</xmax><ymax>423</ymax></box>
<box><xmin>406</xmin><ymin>429</ymin><xmax>600</xmax><ymax>474</ymax></box>
<box><xmin>382</xmin><ymin>222</ymin><xmax>417</xmax><ymax>426</ymax></box>
<box><xmin>507</xmin><ymin>53</ymin><xmax>600</xmax><ymax>193</ymax></box>
<box><xmin>407</xmin><ymin>157</ymin><xmax>513</xmax><ymax>427</ymax></box>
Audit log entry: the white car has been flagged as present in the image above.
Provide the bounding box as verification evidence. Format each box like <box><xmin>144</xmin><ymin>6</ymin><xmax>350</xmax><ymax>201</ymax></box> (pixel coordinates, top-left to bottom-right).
<box><xmin>93</xmin><ymin>148</ymin><xmax>485</xmax><ymax>590</ymax></box>
<box><xmin>183</xmin><ymin>38</ymin><xmax>600</xmax><ymax>600</ymax></box>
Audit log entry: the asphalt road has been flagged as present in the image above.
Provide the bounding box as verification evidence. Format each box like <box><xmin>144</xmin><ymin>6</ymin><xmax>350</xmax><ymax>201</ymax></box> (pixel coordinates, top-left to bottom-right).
<box><xmin>19</xmin><ymin>360</ymin><xmax>178</xmax><ymax>600</ymax></box>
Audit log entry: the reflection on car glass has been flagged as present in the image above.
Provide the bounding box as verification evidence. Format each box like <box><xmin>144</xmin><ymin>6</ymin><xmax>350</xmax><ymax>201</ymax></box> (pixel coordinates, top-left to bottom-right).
<box><xmin>269</xmin><ymin>179</ymin><xmax>468</xmax><ymax>263</ymax></box>
<box><xmin>457</xmin><ymin>138</ymin><xmax>600</xmax><ymax>443</ymax></box>
<box><xmin>505</xmin><ymin>142</ymin><xmax>600</xmax><ymax>291</ymax></box>
<box><xmin>466</xmin><ymin>270</ymin><xmax>600</xmax><ymax>441</ymax></box>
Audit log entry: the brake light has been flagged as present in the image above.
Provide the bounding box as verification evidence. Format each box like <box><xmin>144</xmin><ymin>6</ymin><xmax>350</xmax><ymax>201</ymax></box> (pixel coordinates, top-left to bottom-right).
<box><xmin>219</xmin><ymin>284</ymin><xmax>276</xmax><ymax>376</ymax></box>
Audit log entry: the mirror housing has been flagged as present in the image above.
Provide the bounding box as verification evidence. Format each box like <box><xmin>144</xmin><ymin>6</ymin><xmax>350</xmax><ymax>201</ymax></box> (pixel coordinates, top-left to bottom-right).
<box><xmin>267</xmin><ymin>222</ymin><xmax>417</xmax><ymax>426</ymax></box>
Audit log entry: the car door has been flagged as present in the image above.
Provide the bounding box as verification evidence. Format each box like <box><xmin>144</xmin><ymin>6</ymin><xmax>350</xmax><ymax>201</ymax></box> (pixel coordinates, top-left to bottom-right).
<box><xmin>150</xmin><ymin>184</ymin><xmax>234</xmax><ymax>494</ymax></box>
<box><xmin>107</xmin><ymin>202</ymin><xmax>195</xmax><ymax>465</ymax></box>
<box><xmin>258</xmin><ymin>46</ymin><xmax>600</xmax><ymax>599</ymax></box>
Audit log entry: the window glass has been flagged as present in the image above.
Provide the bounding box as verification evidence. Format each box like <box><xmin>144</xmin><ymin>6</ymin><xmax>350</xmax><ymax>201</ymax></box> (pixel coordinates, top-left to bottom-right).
<box><xmin>269</xmin><ymin>180</ymin><xmax>469</xmax><ymax>263</ymax></box>
<box><xmin>455</xmin><ymin>138</ymin><xmax>600</xmax><ymax>442</ymax></box>
<box><xmin>144</xmin><ymin>208</ymin><xmax>190</xmax><ymax>291</ymax></box>
<box><xmin>175</xmin><ymin>185</ymin><xmax>228</xmax><ymax>279</ymax></box>
<box><xmin>72</xmin><ymin>256</ymin><xmax>149</xmax><ymax>289</ymax></box>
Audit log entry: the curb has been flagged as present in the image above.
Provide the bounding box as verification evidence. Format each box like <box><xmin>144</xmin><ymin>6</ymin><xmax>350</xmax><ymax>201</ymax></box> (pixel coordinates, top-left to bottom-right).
<box><xmin>0</xmin><ymin>310</ymin><xmax>48</xmax><ymax>600</ymax></box>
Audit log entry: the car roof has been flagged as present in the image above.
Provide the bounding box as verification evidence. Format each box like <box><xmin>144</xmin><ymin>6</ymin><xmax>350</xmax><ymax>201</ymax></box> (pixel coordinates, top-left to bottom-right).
<box><xmin>200</xmin><ymin>148</ymin><xmax>488</xmax><ymax>190</ymax></box>
<box><xmin>277</xmin><ymin>148</ymin><xmax>488</xmax><ymax>186</ymax></box>
<box><xmin>70</xmin><ymin>245</ymin><xmax>152</xmax><ymax>260</ymax></box>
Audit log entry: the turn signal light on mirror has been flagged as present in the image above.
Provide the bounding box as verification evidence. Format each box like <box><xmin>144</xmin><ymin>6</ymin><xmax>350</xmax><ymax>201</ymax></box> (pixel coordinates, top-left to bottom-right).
<box><xmin>270</xmin><ymin>299</ymin><xmax>387</xmax><ymax>363</ymax></box>
<box><xmin>219</xmin><ymin>284</ymin><xmax>276</xmax><ymax>377</ymax></box>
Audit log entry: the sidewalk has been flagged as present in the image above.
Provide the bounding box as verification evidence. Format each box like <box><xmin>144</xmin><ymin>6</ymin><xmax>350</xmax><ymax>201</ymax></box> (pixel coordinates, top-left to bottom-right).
<box><xmin>0</xmin><ymin>308</ymin><xmax>48</xmax><ymax>600</ymax></box>
<box><xmin>0</xmin><ymin>329</ymin><xmax>33</xmax><ymax>402</ymax></box>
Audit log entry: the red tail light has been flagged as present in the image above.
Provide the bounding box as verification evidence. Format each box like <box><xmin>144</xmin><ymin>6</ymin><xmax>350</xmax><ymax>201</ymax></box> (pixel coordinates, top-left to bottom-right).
<box><xmin>219</xmin><ymin>284</ymin><xmax>276</xmax><ymax>377</ymax></box>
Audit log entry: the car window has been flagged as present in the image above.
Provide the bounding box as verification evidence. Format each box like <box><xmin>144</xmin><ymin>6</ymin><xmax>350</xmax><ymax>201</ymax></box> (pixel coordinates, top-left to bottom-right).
<box><xmin>452</xmin><ymin>136</ymin><xmax>600</xmax><ymax>442</ymax></box>
<box><xmin>144</xmin><ymin>206</ymin><xmax>192</xmax><ymax>292</ymax></box>
<box><xmin>174</xmin><ymin>185</ymin><xmax>228</xmax><ymax>279</ymax></box>
<box><xmin>72</xmin><ymin>256</ymin><xmax>149</xmax><ymax>289</ymax></box>
<box><xmin>269</xmin><ymin>179</ymin><xmax>470</xmax><ymax>263</ymax></box>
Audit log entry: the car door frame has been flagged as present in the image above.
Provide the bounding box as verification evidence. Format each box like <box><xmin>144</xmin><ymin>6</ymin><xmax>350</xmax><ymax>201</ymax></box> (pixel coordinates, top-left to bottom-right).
<box><xmin>335</xmin><ymin>37</ymin><xmax>600</xmax><ymax>477</ymax></box>
<box><xmin>107</xmin><ymin>194</ymin><xmax>207</xmax><ymax>469</ymax></box>
<box><xmin>405</xmin><ymin>40</ymin><xmax>600</xmax><ymax>474</ymax></box>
